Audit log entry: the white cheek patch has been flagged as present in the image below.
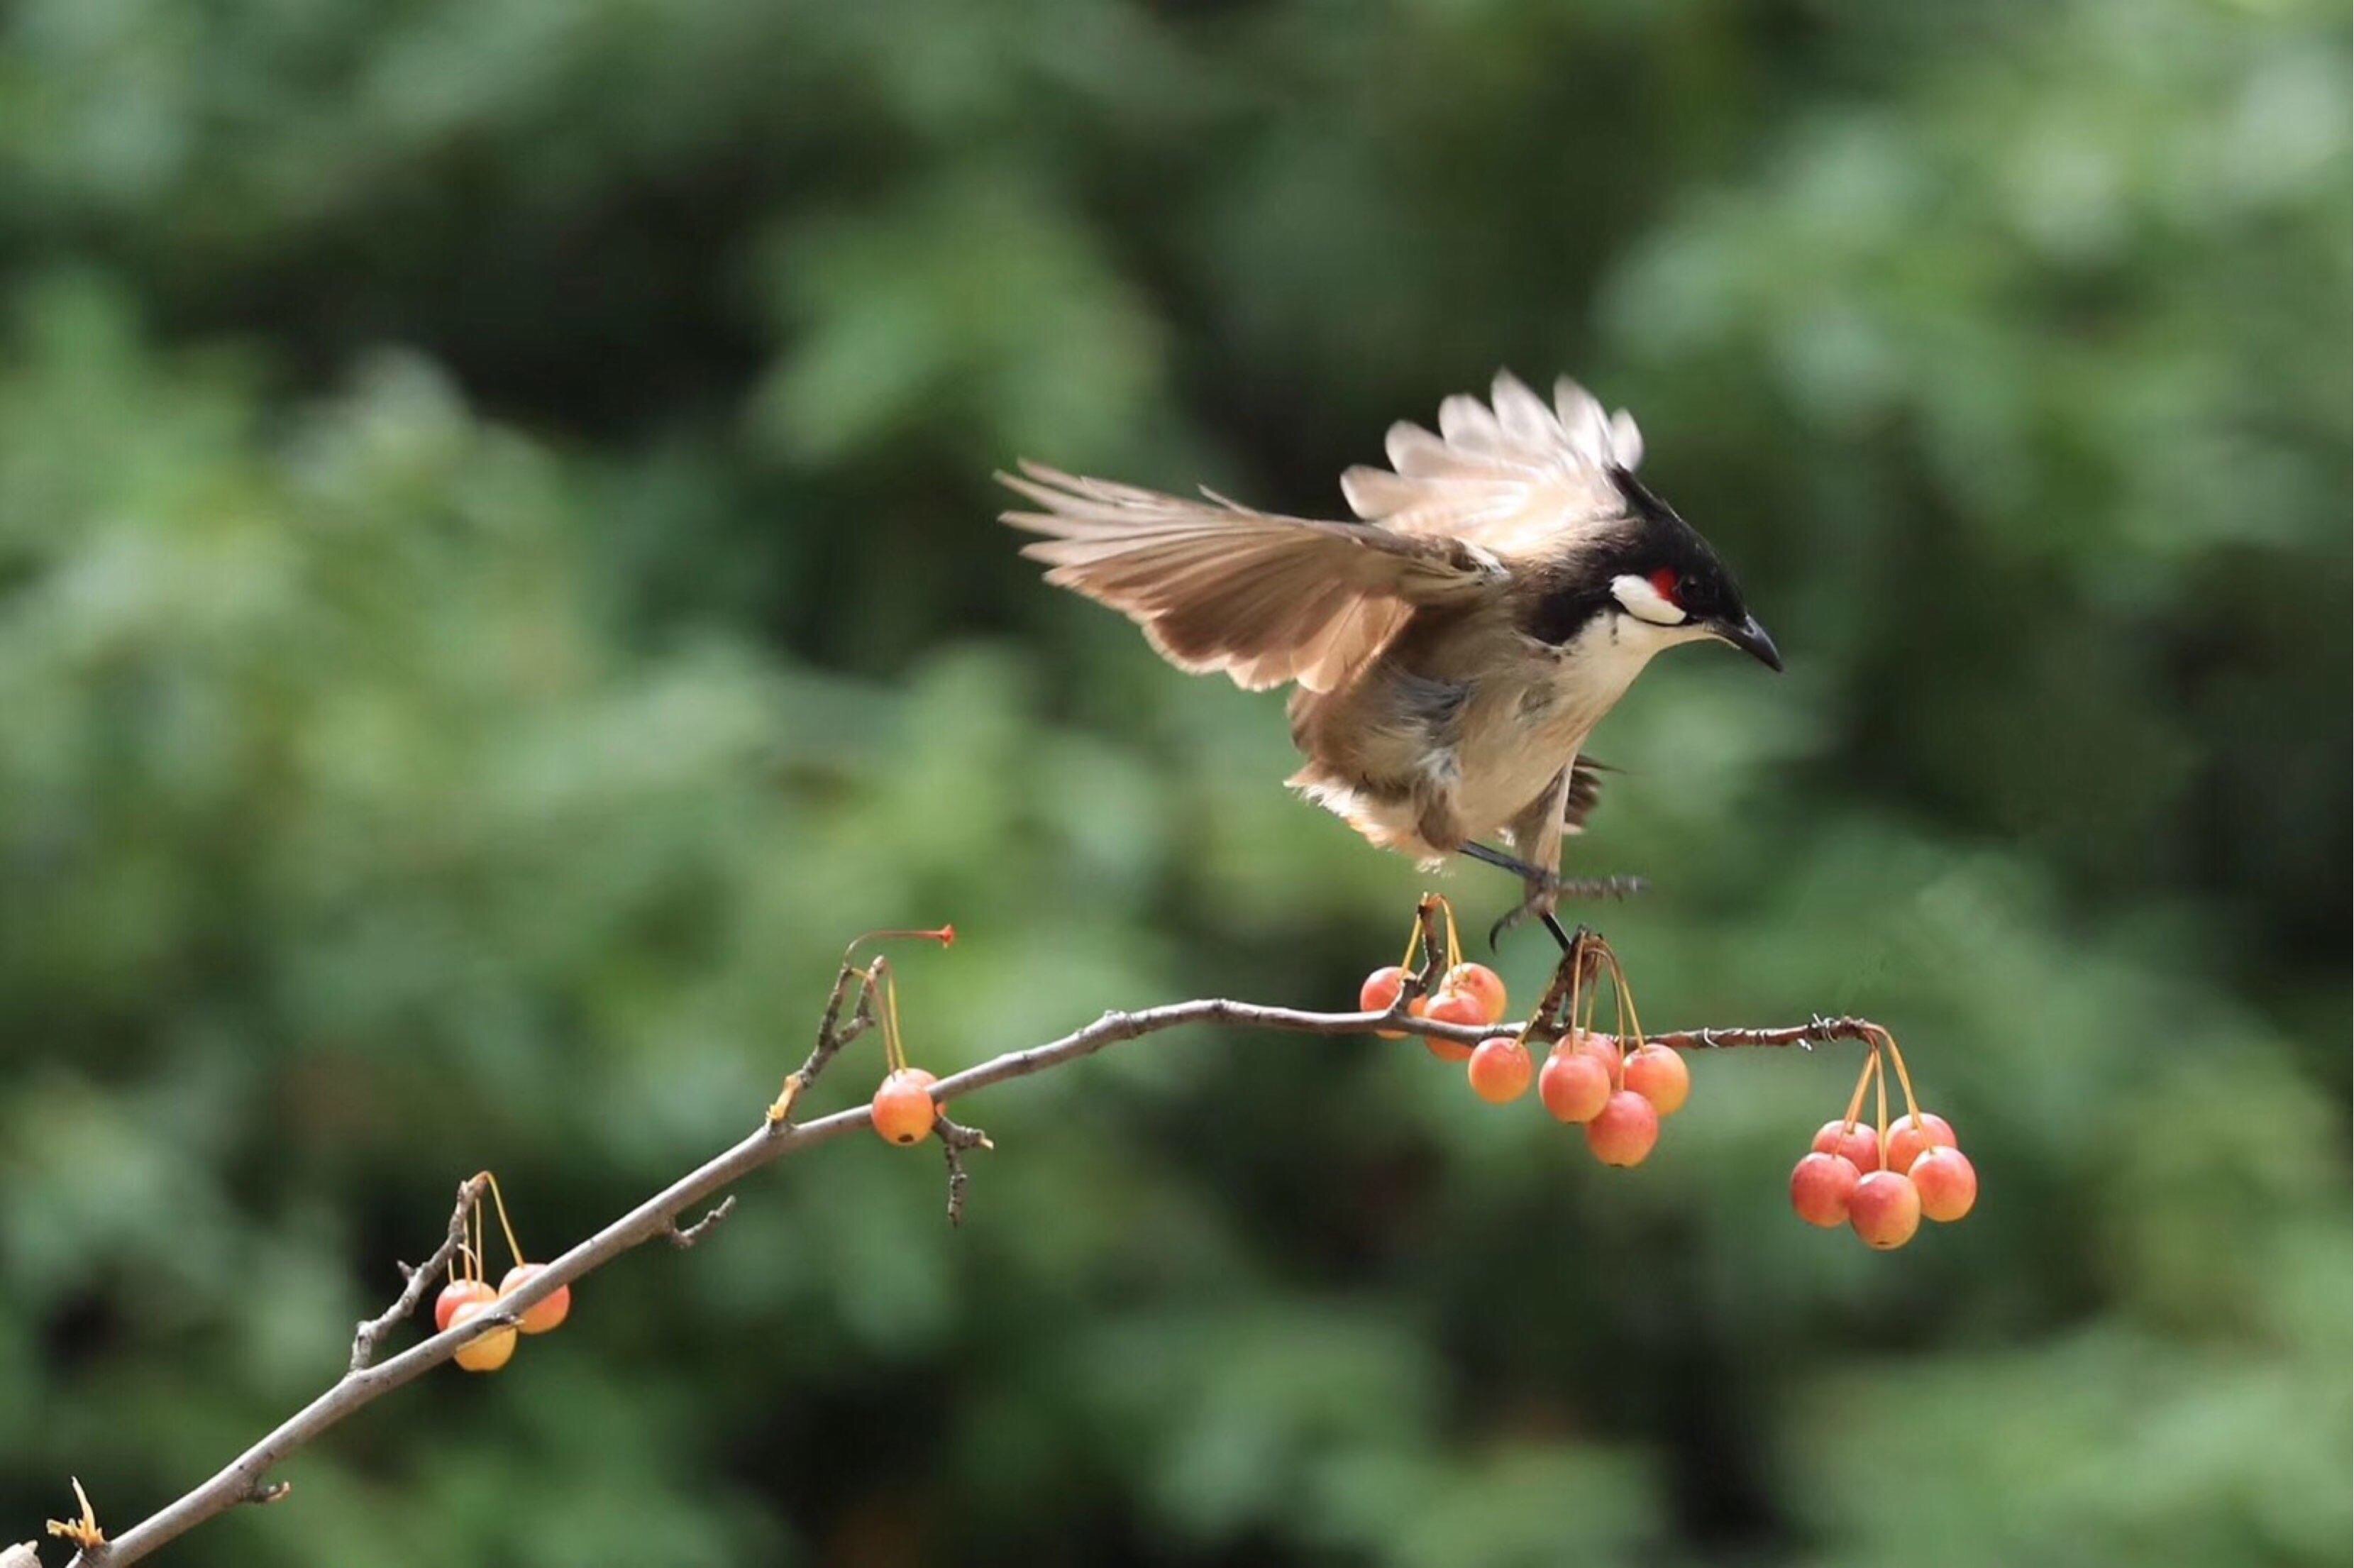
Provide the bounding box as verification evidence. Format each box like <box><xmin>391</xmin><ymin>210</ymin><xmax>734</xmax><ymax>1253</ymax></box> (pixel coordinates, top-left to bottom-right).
<box><xmin>1610</xmin><ymin>573</ymin><xmax>1687</xmax><ymax>626</ymax></box>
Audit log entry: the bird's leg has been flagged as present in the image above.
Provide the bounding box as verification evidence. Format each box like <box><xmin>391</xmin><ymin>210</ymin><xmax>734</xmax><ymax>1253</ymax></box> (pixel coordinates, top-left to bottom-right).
<box><xmin>1458</xmin><ymin>841</ymin><xmax>1645</xmax><ymax>950</ymax></box>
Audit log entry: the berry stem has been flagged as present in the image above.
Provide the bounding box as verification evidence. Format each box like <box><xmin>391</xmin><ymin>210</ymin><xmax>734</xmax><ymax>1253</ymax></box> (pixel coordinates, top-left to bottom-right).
<box><xmin>1840</xmin><ymin>1049</ymin><xmax>1879</xmax><ymax>1134</ymax></box>
<box><xmin>1872</xmin><ymin>1026</ymin><xmax>1925</xmax><ymax>1126</ymax></box>
<box><xmin>1597</xmin><ymin>944</ymin><xmax>1647</xmax><ymax>1051</ymax></box>
<box><xmin>871</xmin><ymin>959</ymin><xmax>913</xmax><ymax>1075</ymax></box>
<box><xmin>474</xmin><ymin>1170</ymin><xmax>529</xmax><ymax>1272</ymax></box>
<box><xmin>842</xmin><ymin>927</ymin><xmax>957</xmax><ymax>966</ymax></box>
<box><xmin>1874</xmin><ymin>1044</ymin><xmax>1889</xmax><ymax>1142</ymax></box>
<box><xmin>1437</xmin><ymin>896</ymin><xmax>1464</xmax><ymax>972</ymax></box>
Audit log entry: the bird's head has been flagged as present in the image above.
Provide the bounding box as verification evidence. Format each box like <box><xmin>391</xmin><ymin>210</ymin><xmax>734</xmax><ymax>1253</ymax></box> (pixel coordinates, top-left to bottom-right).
<box><xmin>1598</xmin><ymin>468</ymin><xmax>1781</xmax><ymax>672</ymax></box>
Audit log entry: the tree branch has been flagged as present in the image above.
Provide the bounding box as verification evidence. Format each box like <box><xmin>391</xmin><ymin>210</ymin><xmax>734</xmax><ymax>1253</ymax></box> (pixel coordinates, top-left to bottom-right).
<box><xmin>38</xmin><ymin>968</ymin><xmax>1889</xmax><ymax>1568</ymax></box>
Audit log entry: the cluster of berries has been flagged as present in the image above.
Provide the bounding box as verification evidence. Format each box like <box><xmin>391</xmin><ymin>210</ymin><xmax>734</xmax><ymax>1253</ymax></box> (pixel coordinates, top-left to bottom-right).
<box><xmin>1357</xmin><ymin>905</ymin><xmax>1691</xmax><ymax>1166</ymax></box>
<box><xmin>1358</xmin><ymin>959</ymin><xmax>1508</xmax><ymax>1053</ymax></box>
<box><xmin>430</xmin><ymin>1173</ymin><xmax>573</xmax><ymax>1374</ymax></box>
<box><xmin>1534</xmin><ymin>1027</ymin><xmax>1689</xmax><ymax>1166</ymax></box>
<box><xmin>1789</xmin><ymin>1036</ymin><xmax>1977</xmax><ymax>1248</ymax></box>
<box><xmin>1356</xmin><ymin>895</ymin><xmax>1512</xmax><ymax>1058</ymax></box>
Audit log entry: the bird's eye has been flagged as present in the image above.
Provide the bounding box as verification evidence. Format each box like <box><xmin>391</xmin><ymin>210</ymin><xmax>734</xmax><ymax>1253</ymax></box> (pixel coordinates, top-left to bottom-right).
<box><xmin>1647</xmin><ymin>568</ymin><xmax>1681</xmax><ymax>607</ymax></box>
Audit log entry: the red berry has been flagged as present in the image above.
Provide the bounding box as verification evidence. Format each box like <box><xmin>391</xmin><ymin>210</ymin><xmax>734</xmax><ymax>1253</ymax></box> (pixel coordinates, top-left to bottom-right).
<box><xmin>1848</xmin><ymin>1171</ymin><xmax>1922</xmax><ymax>1249</ymax></box>
<box><xmin>1812</xmin><ymin>1119</ymin><xmax>1881</xmax><ymax>1174</ymax></box>
<box><xmin>1908</xmin><ymin>1145</ymin><xmax>1978</xmax><ymax>1222</ymax></box>
<box><xmin>1443</xmin><ymin>964</ymin><xmax>1509</xmax><ymax>1025</ymax></box>
<box><xmin>1568</xmin><ymin>1029</ymin><xmax>1622</xmax><ymax>1076</ymax></box>
<box><xmin>1789</xmin><ymin>1152</ymin><xmax>1861</xmax><ymax>1227</ymax></box>
<box><xmin>450</xmin><ymin>1299</ymin><xmax>518</xmax><ymax>1372</ymax></box>
<box><xmin>1419</xmin><ymin>990</ymin><xmax>1486</xmax><ymax>1061</ymax></box>
<box><xmin>1537</xmin><ymin>1047</ymin><xmax>1612</xmax><ymax>1124</ymax></box>
<box><xmin>1585</xmin><ymin>1091</ymin><xmax>1660</xmax><ymax>1167</ymax></box>
<box><xmin>1884</xmin><ymin>1112</ymin><xmax>1957</xmax><ymax>1178</ymax></box>
<box><xmin>434</xmin><ymin>1278</ymin><xmax>495</xmax><ymax>1333</ymax></box>
<box><xmin>1361</xmin><ymin>966</ymin><xmax>1409</xmax><ymax>1039</ymax></box>
<box><xmin>1620</xmin><ymin>1043</ymin><xmax>1691</xmax><ymax>1115</ymax></box>
<box><xmin>871</xmin><ymin>1067</ymin><xmax>940</xmax><ymax>1146</ymax></box>
<box><xmin>1466</xmin><ymin>1037</ymin><xmax>1532</xmax><ymax>1103</ymax></box>
<box><xmin>498</xmin><ymin>1264</ymin><xmax>572</xmax><ymax>1335</ymax></box>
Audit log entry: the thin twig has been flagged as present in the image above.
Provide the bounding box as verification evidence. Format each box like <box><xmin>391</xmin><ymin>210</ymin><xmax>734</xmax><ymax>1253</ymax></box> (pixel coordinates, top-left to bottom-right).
<box><xmin>49</xmin><ymin>978</ymin><xmax>1887</xmax><ymax>1568</ymax></box>
<box><xmin>664</xmin><ymin>1197</ymin><xmax>736</xmax><ymax>1249</ymax></box>
<box><xmin>766</xmin><ymin>962</ymin><xmax>878</xmax><ymax>1126</ymax></box>
<box><xmin>349</xmin><ymin>1174</ymin><xmax>488</xmax><ymax>1374</ymax></box>
<box><xmin>934</xmin><ymin>1114</ymin><xmax>993</xmax><ymax>1227</ymax></box>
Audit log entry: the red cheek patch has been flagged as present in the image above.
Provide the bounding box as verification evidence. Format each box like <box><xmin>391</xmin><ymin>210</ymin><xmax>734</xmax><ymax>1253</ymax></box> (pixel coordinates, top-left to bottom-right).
<box><xmin>1648</xmin><ymin>568</ymin><xmax>1681</xmax><ymax>608</ymax></box>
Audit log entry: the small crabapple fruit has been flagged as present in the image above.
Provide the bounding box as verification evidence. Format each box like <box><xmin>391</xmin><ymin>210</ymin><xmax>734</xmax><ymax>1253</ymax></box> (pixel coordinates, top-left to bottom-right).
<box><xmin>1789</xmin><ymin>1152</ymin><xmax>1862</xmax><ymax>1227</ymax></box>
<box><xmin>450</xmin><ymin>1299</ymin><xmax>519</xmax><ymax>1372</ymax></box>
<box><xmin>1883</xmin><ymin>1112</ymin><xmax>1957</xmax><ymax>1178</ymax></box>
<box><xmin>1442</xmin><ymin>964</ymin><xmax>1508</xmax><ymax>1025</ymax></box>
<box><xmin>1537</xmin><ymin>1047</ymin><xmax>1613</xmax><ymax>1124</ymax></box>
<box><xmin>1361</xmin><ymin>966</ymin><xmax>1409</xmax><ymax>1039</ymax></box>
<box><xmin>871</xmin><ymin>1067</ymin><xmax>940</xmax><ymax>1146</ymax></box>
<box><xmin>1585</xmin><ymin>1091</ymin><xmax>1660</xmax><ymax>1167</ymax></box>
<box><xmin>1418</xmin><ymin>990</ymin><xmax>1487</xmax><ymax>1061</ymax></box>
<box><xmin>1466</xmin><ymin>1037</ymin><xmax>1532</xmax><ymax>1104</ymax></box>
<box><xmin>1908</xmin><ymin>1145</ymin><xmax>1978</xmax><ymax>1222</ymax></box>
<box><xmin>434</xmin><ymin>1278</ymin><xmax>496</xmax><ymax>1334</ymax></box>
<box><xmin>1620</xmin><ymin>1043</ymin><xmax>1691</xmax><ymax>1115</ymax></box>
<box><xmin>1848</xmin><ymin>1171</ymin><xmax>1922</xmax><ymax>1249</ymax></box>
<box><xmin>498</xmin><ymin>1264</ymin><xmax>572</xmax><ymax>1335</ymax></box>
<box><xmin>1812</xmin><ymin>1119</ymin><xmax>1881</xmax><ymax>1174</ymax></box>
<box><xmin>1567</xmin><ymin>1029</ymin><xmax>1622</xmax><ymax>1076</ymax></box>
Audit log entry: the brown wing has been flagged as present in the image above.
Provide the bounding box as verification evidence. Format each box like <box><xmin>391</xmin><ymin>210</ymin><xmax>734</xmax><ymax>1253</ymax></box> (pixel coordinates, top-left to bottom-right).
<box><xmin>1339</xmin><ymin>372</ymin><xmax>1647</xmax><ymax>561</ymax></box>
<box><xmin>1000</xmin><ymin>461</ymin><xmax>1503</xmax><ymax>692</ymax></box>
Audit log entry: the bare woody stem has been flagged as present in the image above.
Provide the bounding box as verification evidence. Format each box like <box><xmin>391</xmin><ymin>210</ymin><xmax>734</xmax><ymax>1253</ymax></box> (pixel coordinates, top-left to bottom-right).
<box><xmin>44</xmin><ymin>968</ymin><xmax>1892</xmax><ymax>1568</ymax></box>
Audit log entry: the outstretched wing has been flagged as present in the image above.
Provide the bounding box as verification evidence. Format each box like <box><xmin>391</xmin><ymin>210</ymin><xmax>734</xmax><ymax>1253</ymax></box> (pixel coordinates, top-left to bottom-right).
<box><xmin>1340</xmin><ymin>372</ymin><xmax>1645</xmax><ymax>560</ymax></box>
<box><xmin>1001</xmin><ymin>462</ymin><xmax>1503</xmax><ymax>692</ymax></box>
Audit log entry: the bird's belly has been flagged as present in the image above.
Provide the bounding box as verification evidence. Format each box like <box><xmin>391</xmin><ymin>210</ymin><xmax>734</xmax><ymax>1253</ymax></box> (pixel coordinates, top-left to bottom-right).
<box><xmin>1291</xmin><ymin>620</ymin><xmax>1657</xmax><ymax>861</ymax></box>
<box><xmin>1452</xmin><ymin>639</ymin><xmax>1644</xmax><ymax>835</ymax></box>
<box><xmin>1452</xmin><ymin>702</ymin><xmax>1593</xmax><ymax>837</ymax></box>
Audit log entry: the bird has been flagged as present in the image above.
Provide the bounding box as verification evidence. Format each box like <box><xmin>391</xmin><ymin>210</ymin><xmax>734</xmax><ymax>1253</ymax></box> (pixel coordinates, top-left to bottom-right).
<box><xmin>998</xmin><ymin>370</ymin><xmax>1780</xmax><ymax>948</ymax></box>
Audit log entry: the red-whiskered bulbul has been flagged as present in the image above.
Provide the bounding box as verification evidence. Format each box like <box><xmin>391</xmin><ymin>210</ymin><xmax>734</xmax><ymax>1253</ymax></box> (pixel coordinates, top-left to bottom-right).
<box><xmin>1000</xmin><ymin>371</ymin><xmax>1780</xmax><ymax>947</ymax></box>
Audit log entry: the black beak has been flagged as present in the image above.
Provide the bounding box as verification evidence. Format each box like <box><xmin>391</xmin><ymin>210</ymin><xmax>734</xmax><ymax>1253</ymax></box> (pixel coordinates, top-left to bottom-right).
<box><xmin>1713</xmin><ymin>612</ymin><xmax>1783</xmax><ymax>672</ymax></box>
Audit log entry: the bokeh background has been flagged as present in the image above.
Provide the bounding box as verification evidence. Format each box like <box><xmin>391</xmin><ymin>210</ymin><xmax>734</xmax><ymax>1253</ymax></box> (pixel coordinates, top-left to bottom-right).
<box><xmin>1</xmin><ymin>1</ymin><xmax>2348</xmax><ymax>1564</ymax></box>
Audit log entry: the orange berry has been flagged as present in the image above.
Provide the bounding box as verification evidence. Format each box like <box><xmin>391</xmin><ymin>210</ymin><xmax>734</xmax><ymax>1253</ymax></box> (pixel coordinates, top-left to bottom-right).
<box><xmin>1789</xmin><ymin>1152</ymin><xmax>1861</xmax><ymax>1227</ymax></box>
<box><xmin>1812</xmin><ymin>1119</ymin><xmax>1881</xmax><ymax>1174</ymax></box>
<box><xmin>1360</xmin><ymin>966</ymin><xmax>1409</xmax><ymax>1039</ymax></box>
<box><xmin>1585</xmin><ymin>1091</ymin><xmax>1660</xmax><ymax>1167</ymax></box>
<box><xmin>871</xmin><ymin>1067</ymin><xmax>940</xmax><ymax>1146</ymax></box>
<box><xmin>434</xmin><ymin>1278</ymin><xmax>495</xmax><ymax>1334</ymax></box>
<box><xmin>1466</xmin><ymin>1037</ymin><xmax>1532</xmax><ymax>1103</ymax></box>
<box><xmin>1537</xmin><ymin>1047</ymin><xmax>1613</xmax><ymax>1124</ymax></box>
<box><xmin>1419</xmin><ymin>990</ymin><xmax>1486</xmax><ymax>1061</ymax></box>
<box><xmin>1884</xmin><ymin>1112</ymin><xmax>1957</xmax><ymax>1178</ymax></box>
<box><xmin>1908</xmin><ymin>1145</ymin><xmax>1978</xmax><ymax>1222</ymax></box>
<box><xmin>1848</xmin><ymin>1171</ymin><xmax>1921</xmax><ymax>1249</ymax></box>
<box><xmin>1443</xmin><ymin>964</ymin><xmax>1508</xmax><ymax>1025</ymax></box>
<box><xmin>1620</xmin><ymin>1043</ymin><xmax>1691</xmax><ymax>1115</ymax></box>
<box><xmin>498</xmin><ymin>1264</ymin><xmax>572</xmax><ymax>1335</ymax></box>
<box><xmin>1567</xmin><ymin>1029</ymin><xmax>1622</xmax><ymax>1077</ymax></box>
<box><xmin>450</xmin><ymin>1299</ymin><xmax>518</xmax><ymax>1372</ymax></box>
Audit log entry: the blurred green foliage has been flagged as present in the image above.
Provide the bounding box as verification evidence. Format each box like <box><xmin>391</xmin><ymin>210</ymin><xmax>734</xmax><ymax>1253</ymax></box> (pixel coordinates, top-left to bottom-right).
<box><xmin>1</xmin><ymin>0</ymin><xmax>2345</xmax><ymax>1564</ymax></box>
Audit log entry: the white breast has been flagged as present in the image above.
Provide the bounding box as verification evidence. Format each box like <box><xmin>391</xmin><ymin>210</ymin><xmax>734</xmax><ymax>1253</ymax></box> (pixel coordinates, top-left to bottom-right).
<box><xmin>1452</xmin><ymin>612</ymin><xmax>1696</xmax><ymax>837</ymax></box>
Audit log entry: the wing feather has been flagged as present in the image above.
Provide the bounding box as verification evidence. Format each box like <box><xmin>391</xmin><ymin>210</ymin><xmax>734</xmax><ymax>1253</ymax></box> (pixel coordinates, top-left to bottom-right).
<box><xmin>1346</xmin><ymin>371</ymin><xmax>1645</xmax><ymax>559</ymax></box>
<box><xmin>1000</xmin><ymin>462</ymin><xmax>1498</xmax><ymax>692</ymax></box>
